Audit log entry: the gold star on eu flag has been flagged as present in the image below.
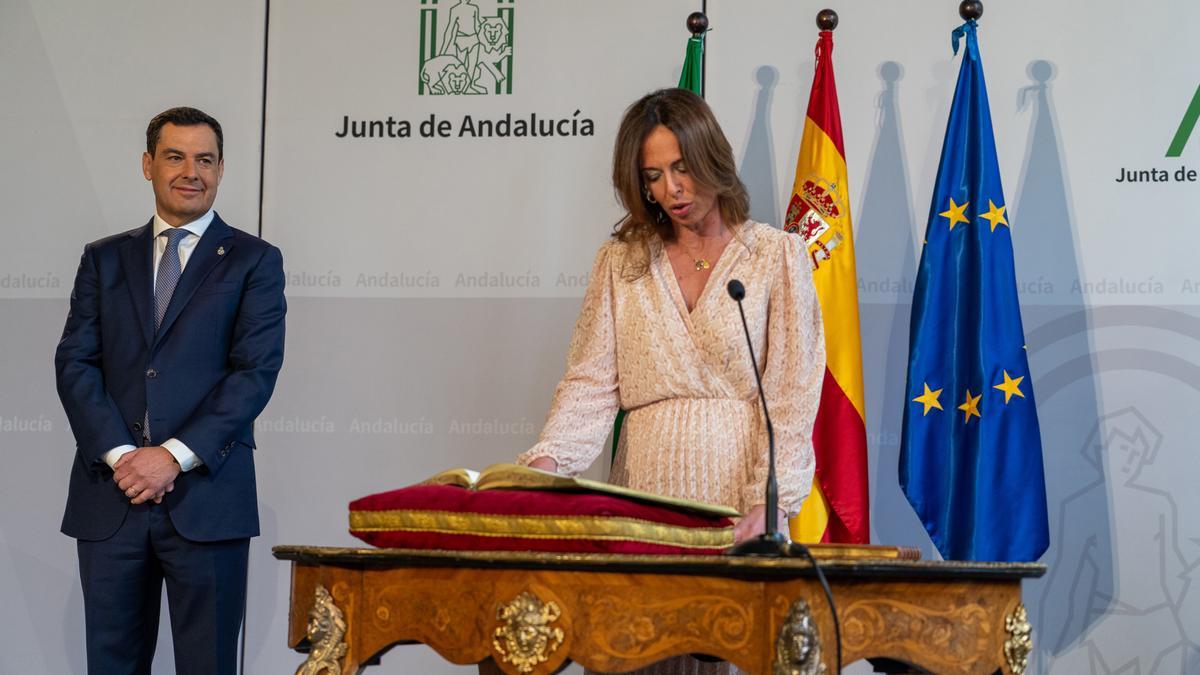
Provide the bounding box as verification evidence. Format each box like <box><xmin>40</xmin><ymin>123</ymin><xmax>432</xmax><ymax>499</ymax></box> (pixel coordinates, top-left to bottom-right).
<box><xmin>979</xmin><ymin>199</ymin><xmax>1009</xmax><ymax>232</ymax></box>
<box><xmin>940</xmin><ymin>198</ymin><xmax>970</xmax><ymax>231</ymax></box>
<box><xmin>958</xmin><ymin>389</ymin><xmax>982</xmax><ymax>422</ymax></box>
<box><xmin>993</xmin><ymin>370</ymin><xmax>1025</xmax><ymax>404</ymax></box>
<box><xmin>912</xmin><ymin>383</ymin><xmax>944</xmax><ymax>416</ymax></box>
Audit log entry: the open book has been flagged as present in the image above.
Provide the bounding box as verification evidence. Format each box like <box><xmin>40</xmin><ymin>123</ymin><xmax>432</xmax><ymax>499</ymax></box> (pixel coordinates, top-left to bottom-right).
<box><xmin>421</xmin><ymin>463</ymin><xmax>741</xmax><ymax>519</ymax></box>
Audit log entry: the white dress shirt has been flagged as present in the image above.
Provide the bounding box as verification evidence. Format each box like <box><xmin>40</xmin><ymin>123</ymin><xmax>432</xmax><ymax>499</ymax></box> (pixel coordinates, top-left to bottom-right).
<box><xmin>103</xmin><ymin>210</ymin><xmax>215</xmax><ymax>472</ymax></box>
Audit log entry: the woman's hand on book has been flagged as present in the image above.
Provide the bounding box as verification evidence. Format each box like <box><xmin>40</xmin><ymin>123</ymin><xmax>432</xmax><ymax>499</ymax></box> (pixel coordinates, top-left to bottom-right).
<box><xmin>733</xmin><ymin>504</ymin><xmax>788</xmax><ymax>544</ymax></box>
<box><xmin>527</xmin><ymin>457</ymin><xmax>558</xmax><ymax>474</ymax></box>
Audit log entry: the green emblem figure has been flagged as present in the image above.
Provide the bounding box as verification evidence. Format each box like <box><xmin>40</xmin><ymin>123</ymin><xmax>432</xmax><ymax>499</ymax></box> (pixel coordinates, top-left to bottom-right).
<box><xmin>419</xmin><ymin>0</ymin><xmax>514</xmax><ymax>95</ymax></box>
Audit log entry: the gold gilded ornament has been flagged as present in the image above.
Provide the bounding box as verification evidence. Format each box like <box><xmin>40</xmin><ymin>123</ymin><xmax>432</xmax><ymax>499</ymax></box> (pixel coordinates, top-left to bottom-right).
<box><xmin>774</xmin><ymin>599</ymin><xmax>826</xmax><ymax>675</ymax></box>
<box><xmin>493</xmin><ymin>591</ymin><xmax>565</xmax><ymax>673</ymax></box>
<box><xmin>1004</xmin><ymin>603</ymin><xmax>1032</xmax><ymax>675</ymax></box>
<box><xmin>296</xmin><ymin>584</ymin><xmax>348</xmax><ymax>675</ymax></box>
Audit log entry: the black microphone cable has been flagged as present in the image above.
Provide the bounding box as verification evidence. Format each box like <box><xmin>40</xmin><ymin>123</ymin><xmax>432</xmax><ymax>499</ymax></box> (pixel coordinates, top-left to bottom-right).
<box><xmin>788</xmin><ymin>540</ymin><xmax>842</xmax><ymax>674</ymax></box>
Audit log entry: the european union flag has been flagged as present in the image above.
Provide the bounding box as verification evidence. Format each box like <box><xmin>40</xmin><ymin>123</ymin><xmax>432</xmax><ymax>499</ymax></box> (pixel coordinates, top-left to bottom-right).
<box><xmin>899</xmin><ymin>20</ymin><xmax>1049</xmax><ymax>562</ymax></box>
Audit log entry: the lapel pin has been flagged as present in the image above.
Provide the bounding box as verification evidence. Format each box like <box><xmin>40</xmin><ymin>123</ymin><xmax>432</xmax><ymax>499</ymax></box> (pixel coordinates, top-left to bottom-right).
<box><xmin>217</xmin><ymin>246</ymin><xmax>226</xmax><ymax>256</ymax></box>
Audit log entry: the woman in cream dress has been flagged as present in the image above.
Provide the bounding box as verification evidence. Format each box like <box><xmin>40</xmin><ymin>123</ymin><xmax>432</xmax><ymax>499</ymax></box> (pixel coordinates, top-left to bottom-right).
<box><xmin>517</xmin><ymin>88</ymin><xmax>825</xmax><ymax>675</ymax></box>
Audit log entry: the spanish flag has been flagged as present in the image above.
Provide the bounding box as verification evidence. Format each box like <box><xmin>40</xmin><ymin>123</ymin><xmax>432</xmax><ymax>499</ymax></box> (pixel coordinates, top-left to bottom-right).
<box><xmin>787</xmin><ymin>28</ymin><xmax>870</xmax><ymax>544</ymax></box>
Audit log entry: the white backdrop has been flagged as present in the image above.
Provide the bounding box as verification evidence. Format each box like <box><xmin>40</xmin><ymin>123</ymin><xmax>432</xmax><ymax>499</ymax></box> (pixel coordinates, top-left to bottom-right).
<box><xmin>3</xmin><ymin>0</ymin><xmax>1200</xmax><ymax>672</ymax></box>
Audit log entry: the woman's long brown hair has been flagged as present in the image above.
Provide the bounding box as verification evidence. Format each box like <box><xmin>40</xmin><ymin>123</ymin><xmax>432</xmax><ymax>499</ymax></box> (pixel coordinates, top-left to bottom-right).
<box><xmin>610</xmin><ymin>88</ymin><xmax>750</xmax><ymax>278</ymax></box>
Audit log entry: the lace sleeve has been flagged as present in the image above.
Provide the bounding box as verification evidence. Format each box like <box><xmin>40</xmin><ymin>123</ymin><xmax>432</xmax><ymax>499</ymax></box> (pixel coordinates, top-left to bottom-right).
<box><xmin>516</xmin><ymin>242</ymin><xmax>620</xmax><ymax>475</ymax></box>
<box><xmin>742</xmin><ymin>233</ymin><xmax>826</xmax><ymax>515</ymax></box>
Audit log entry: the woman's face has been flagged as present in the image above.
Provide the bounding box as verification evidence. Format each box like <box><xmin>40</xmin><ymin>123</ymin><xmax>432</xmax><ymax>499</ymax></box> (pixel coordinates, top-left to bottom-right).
<box><xmin>639</xmin><ymin>125</ymin><xmax>719</xmax><ymax>232</ymax></box>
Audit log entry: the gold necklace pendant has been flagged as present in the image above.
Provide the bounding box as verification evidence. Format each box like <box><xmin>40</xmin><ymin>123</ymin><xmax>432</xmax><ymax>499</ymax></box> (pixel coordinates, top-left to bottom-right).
<box><xmin>694</xmin><ymin>259</ymin><xmax>710</xmax><ymax>271</ymax></box>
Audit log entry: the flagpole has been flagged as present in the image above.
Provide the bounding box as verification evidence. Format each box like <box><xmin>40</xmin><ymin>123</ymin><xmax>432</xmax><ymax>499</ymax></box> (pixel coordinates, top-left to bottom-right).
<box><xmin>960</xmin><ymin>0</ymin><xmax>983</xmax><ymax>21</ymax></box>
<box><xmin>685</xmin><ymin>11</ymin><xmax>708</xmax><ymax>98</ymax></box>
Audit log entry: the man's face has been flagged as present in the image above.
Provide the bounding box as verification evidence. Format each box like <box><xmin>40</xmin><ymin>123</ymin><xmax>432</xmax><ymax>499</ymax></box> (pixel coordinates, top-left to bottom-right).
<box><xmin>142</xmin><ymin>123</ymin><xmax>223</xmax><ymax>226</ymax></box>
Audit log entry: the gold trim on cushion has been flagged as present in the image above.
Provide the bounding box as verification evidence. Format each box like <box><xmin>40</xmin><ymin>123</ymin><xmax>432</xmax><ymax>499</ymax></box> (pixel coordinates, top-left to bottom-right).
<box><xmin>349</xmin><ymin>510</ymin><xmax>734</xmax><ymax>549</ymax></box>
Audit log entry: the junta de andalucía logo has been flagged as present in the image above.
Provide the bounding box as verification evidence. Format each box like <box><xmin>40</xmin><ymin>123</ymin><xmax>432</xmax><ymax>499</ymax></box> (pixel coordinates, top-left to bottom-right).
<box><xmin>419</xmin><ymin>0</ymin><xmax>514</xmax><ymax>96</ymax></box>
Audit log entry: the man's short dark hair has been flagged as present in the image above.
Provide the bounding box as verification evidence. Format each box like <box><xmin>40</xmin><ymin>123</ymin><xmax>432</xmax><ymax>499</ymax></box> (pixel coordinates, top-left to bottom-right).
<box><xmin>146</xmin><ymin>107</ymin><xmax>224</xmax><ymax>160</ymax></box>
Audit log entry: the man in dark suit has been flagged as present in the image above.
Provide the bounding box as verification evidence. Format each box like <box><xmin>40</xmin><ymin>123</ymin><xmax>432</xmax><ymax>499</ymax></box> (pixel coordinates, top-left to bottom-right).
<box><xmin>55</xmin><ymin>106</ymin><xmax>286</xmax><ymax>675</ymax></box>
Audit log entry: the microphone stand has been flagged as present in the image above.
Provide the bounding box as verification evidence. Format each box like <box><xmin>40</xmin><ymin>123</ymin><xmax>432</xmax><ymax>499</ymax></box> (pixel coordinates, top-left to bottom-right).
<box><xmin>725</xmin><ymin>278</ymin><xmax>803</xmax><ymax>557</ymax></box>
<box><xmin>721</xmin><ymin>276</ymin><xmax>845</xmax><ymax>672</ymax></box>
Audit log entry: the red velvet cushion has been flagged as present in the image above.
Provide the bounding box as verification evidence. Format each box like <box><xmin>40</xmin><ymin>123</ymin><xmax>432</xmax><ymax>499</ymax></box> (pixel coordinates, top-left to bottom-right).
<box><xmin>349</xmin><ymin>485</ymin><xmax>734</xmax><ymax>555</ymax></box>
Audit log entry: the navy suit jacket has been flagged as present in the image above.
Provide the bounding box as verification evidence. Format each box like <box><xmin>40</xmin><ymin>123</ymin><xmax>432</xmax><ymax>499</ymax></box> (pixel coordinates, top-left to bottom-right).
<box><xmin>56</xmin><ymin>214</ymin><xmax>286</xmax><ymax>542</ymax></box>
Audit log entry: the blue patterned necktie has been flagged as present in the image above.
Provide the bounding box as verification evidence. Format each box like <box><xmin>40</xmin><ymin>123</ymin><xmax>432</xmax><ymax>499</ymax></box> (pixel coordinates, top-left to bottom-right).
<box><xmin>144</xmin><ymin>227</ymin><xmax>190</xmax><ymax>443</ymax></box>
<box><xmin>154</xmin><ymin>228</ymin><xmax>190</xmax><ymax>329</ymax></box>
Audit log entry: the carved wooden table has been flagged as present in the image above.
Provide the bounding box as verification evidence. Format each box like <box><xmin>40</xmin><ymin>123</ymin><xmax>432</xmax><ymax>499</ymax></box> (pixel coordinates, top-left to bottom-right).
<box><xmin>274</xmin><ymin>545</ymin><xmax>1043</xmax><ymax>675</ymax></box>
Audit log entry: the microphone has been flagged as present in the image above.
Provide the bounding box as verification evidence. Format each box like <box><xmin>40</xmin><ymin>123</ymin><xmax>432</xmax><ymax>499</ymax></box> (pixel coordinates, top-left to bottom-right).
<box><xmin>727</xmin><ymin>278</ymin><xmax>746</xmax><ymax>301</ymax></box>
<box><xmin>724</xmin><ymin>278</ymin><xmax>844</xmax><ymax>671</ymax></box>
<box><xmin>724</xmin><ymin>279</ymin><xmax>787</xmax><ymax>554</ymax></box>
